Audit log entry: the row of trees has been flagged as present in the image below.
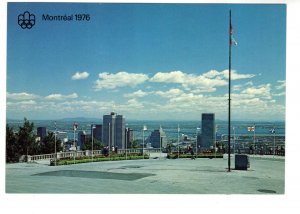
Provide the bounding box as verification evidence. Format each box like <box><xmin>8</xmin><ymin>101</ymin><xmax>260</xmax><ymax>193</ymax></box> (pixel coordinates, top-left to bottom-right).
<box><xmin>6</xmin><ymin>118</ymin><xmax>141</xmax><ymax>163</ymax></box>
<box><xmin>6</xmin><ymin>118</ymin><xmax>62</xmax><ymax>163</ymax></box>
<box><xmin>6</xmin><ymin>118</ymin><xmax>146</xmax><ymax>163</ymax></box>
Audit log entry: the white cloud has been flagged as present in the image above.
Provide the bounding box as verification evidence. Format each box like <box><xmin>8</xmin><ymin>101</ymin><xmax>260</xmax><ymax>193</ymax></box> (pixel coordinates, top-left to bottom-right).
<box><xmin>126</xmin><ymin>99</ymin><xmax>144</xmax><ymax>109</ymax></box>
<box><xmin>221</xmin><ymin>70</ymin><xmax>255</xmax><ymax>80</ymax></box>
<box><xmin>7</xmin><ymin>92</ymin><xmax>38</xmax><ymax>100</ymax></box>
<box><xmin>273</xmin><ymin>92</ymin><xmax>286</xmax><ymax>97</ymax></box>
<box><xmin>7</xmin><ymin>100</ymin><xmax>36</xmax><ymax>106</ymax></box>
<box><xmin>18</xmin><ymin>100</ymin><xmax>37</xmax><ymax>105</ymax></box>
<box><xmin>155</xmin><ymin>88</ymin><xmax>184</xmax><ymax>98</ymax></box>
<box><xmin>233</xmin><ymin>85</ymin><xmax>242</xmax><ymax>91</ymax></box>
<box><xmin>241</xmin><ymin>83</ymin><xmax>272</xmax><ymax>99</ymax></box>
<box><xmin>275</xmin><ymin>80</ymin><xmax>286</xmax><ymax>90</ymax></box>
<box><xmin>94</xmin><ymin>71</ymin><xmax>149</xmax><ymax>90</ymax></box>
<box><xmin>245</xmin><ymin>81</ymin><xmax>254</xmax><ymax>86</ymax></box>
<box><xmin>124</xmin><ymin>90</ymin><xmax>149</xmax><ymax>98</ymax></box>
<box><xmin>233</xmin><ymin>81</ymin><xmax>253</xmax><ymax>91</ymax></box>
<box><xmin>45</xmin><ymin>93</ymin><xmax>78</xmax><ymax>100</ymax></box>
<box><xmin>202</xmin><ymin>70</ymin><xmax>220</xmax><ymax>78</ymax></box>
<box><xmin>71</xmin><ymin>71</ymin><xmax>90</xmax><ymax>80</ymax></box>
<box><xmin>149</xmin><ymin>69</ymin><xmax>255</xmax><ymax>93</ymax></box>
<box><xmin>150</xmin><ymin>71</ymin><xmax>185</xmax><ymax>83</ymax></box>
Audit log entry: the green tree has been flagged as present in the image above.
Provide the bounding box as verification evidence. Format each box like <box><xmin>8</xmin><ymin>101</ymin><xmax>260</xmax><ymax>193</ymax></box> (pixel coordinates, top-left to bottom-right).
<box><xmin>16</xmin><ymin>118</ymin><xmax>37</xmax><ymax>156</ymax></box>
<box><xmin>40</xmin><ymin>132</ymin><xmax>62</xmax><ymax>154</ymax></box>
<box><xmin>82</xmin><ymin>137</ymin><xmax>103</xmax><ymax>151</ymax></box>
<box><xmin>6</xmin><ymin>124</ymin><xmax>18</xmax><ymax>162</ymax></box>
<box><xmin>130</xmin><ymin>140</ymin><xmax>139</xmax><ymax>148</ymax></box>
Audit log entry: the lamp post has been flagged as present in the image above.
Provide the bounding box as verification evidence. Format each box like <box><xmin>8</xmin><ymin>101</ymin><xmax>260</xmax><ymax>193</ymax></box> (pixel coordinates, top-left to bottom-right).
<box><xmin>196</xmin><ymin>127</ymin><xmax>201</xmax><ymax>159</ymax></box>
<box><xmin>272</xmin><ymin>125</ymin><xmax>276</xmax><ymax>158</ymax></box>
<box><xmin>254</xmin><ymin>124</ymin><xmax>256</xmax><ymax>155</ymax></box>
<box><xmin>160</xmin><ymin>125</ymin><xmax>162</xmax><ymax>159</ymax></box>
<box><xmin>91</xmin><ymin>124</ymin><xmax>96</xmax><ymax>162</ymax></box>
<box><xmin>125</xmin><ymin>127</ymin><xmax>128</xmax><ymax>160</ymax></box>
<box><xmin>182</xmin><ymin>134</ymin><xmax>186</xmax><ymax>154</ymax></box>
<box><xmin>54</xmin><ymin>121</ymin><xmax>57</xmax><ymax>166</ymax></box>
<box><xmin>215</xmin><ymin>125</ymin><xmax>217</xmax><ymax>158</ymax></box>
<box><xmin>108</xmin><ymin>122</ymin><xmax>111</xmax><ymax>160</ymax></box>
<box><xmin>233</xmin><ymin>126</ymin><xmax>235</xmax><ymax>155</ymax></box>
<box><xmin>73</xmin><ymin>122</ymin><xmax>78</xmax><ymax>164</ymax></box>
<box><xmin>143</xmin><ymin>125</ymin><xmax>147</xmax><ymax>159</ymax></box>
<box><xmin>160</xmin><ymin>136</ymin><xmax>162</xmax><ymax>159</ymax></box>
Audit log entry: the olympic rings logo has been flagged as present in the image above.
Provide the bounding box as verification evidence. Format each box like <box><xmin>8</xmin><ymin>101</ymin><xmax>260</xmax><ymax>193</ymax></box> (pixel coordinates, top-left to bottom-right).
<box><xmin>18</xmin><ymin>11</ymin><xmax>35</xmax><ymax>29</ymax></box>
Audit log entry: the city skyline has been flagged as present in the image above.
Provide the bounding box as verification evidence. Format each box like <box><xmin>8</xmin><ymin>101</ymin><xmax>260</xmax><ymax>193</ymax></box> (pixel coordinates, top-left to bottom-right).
<box><xmin>7</xmin><ymin>3</ymin><xmax>286</xmax><ymax>121</ymax></box>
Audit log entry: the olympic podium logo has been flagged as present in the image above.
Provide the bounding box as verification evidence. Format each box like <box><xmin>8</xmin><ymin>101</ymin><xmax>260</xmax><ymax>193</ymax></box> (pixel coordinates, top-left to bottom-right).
<box><xmin>18</xmin><ymin>11</ymin><xmax>35</xmax><ymax>29</ymax></box>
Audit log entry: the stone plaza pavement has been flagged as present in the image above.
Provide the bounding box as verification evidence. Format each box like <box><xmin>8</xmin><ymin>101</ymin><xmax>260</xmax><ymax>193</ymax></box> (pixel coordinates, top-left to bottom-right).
<box><xmin>5</xmin><ymin>155</ymin><xmax>285</xmax><ymax>194</ymax></box>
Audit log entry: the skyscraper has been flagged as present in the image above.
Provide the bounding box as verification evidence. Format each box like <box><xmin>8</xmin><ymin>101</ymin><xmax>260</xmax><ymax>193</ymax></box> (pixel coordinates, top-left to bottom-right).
<box><xmin>149</xmin><ymin>127</ymin><xmax>167</xmax><ymax>148</ymax></box>
<box><xmin>77</xmin><ymin>131</ymin><xmax>86</xmax><ymax>150</ymax></box>
<box><xmin>37</xmin><ymin>127</ymin><xmax>46</xmax><ymax>140</ymax></box>
<box><xmin>115</xmin><ymin>115</ymin><xmax>125</xmax><ymax>149</ymax></box>
<box><xmin>91</xmin><ymin>124</ymin><xmax>102</xmax><ymax>142</ymax></box>
<box><xmin>201</xmin><ymin>113</ymin><xmax>215</xmax><ymax>150</ymax></box>
<box><xmin>125</xmin><ymin>128</ymin><xmax>133</xmax><ymax>148</ymax></box>
<box><xmin>102</xmin><ymin>112</ymin><xmax>125</xmax><ymax>149</ymax></box>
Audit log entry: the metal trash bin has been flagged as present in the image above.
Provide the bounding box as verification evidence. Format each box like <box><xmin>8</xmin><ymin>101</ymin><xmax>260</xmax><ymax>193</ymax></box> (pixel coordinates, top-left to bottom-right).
<box><xmin>235</xmin><ymin>154</ymin><xmax>250</xmax><ymax>170</ymax></box>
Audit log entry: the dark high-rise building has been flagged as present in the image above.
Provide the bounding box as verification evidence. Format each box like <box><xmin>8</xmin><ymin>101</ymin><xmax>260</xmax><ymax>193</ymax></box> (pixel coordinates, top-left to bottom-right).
<box><xmin>125</xmin><ymin>128</ymin><xmax>133</xmax><ymax>148</ymax></box>
<box><xmin>115</xmin><ymin>115</ymin><xmax>125</xmax><ymax>149</ymax></box>
<box><xmin>91</xmin><ymin>124</ymin><xmax>102</xmax><ymax>142</ymax></box>
<box><xmin>201</xmin><ymin>113</ymin><xmax>215</xmax><ymax>150</ymax></box>
<box><xmin>103</xmin><ymin>112</ymin><xmax>116</xmax><ymax>147</ymax></box>
<box><xmin>77</xmin><ymin>131</ymin><xmax>86</xmax><ymax>150</ymax></box>
<box><xmin>149</xmin><ymin>127</ymin><xmax>167</xmax><ymax>148</ymax></box>
<box><xmin>102</xmin><ymin>112</ymin><xmax>125</xmax><ymax>149</ymax></box>
<box><xmin>37</xmin><ymin>127</ymin><xmax>47</xmax><ymax>140</ymax></box>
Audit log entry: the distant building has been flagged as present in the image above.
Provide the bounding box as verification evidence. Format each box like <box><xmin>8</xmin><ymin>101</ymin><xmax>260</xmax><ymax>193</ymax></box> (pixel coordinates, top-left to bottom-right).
<box><xmin>115</xmin><ymin>115</ymin><xmax>125</xmax><ymax>149</ymax></box>
<box><xmin>91</xmin><ymin>124</ymin><xmax>102</xmax><ymax>142</ymax></box>
<box><xmin>149</xmin><ymin>127</ymin><xmax>167</xmax><ymax>148</ymax></box>
<box><xmin>37</xmin><ymin>127</ymin><xmax>47</xmax><ymax>140</ymax></box>
<box><xmin>125</xmin><ymin>128</ymin><xmax>133</xmax><ymax>148</ymax></box>
<box><xmin>201</xmin><ymin>113</ymin><xmax>215</xmax><ymax>150</ymax></box>
<box><xmin>102</xmin><ymin>112</ymin><xmax>125</xmax><ymax>149</ymax></box>
<box><xmin>77</xmin><ymin>131</ymin><xmax>86</xmax><ymax>150</ymax></box>
<box><xmin>103</xmin><ymin>112</ymin><xmax>116</xmax><ymax>148</ymax></box>
<box><xmin>65</xmin><ymin>139</ymin><xmax>77</xmax><ymax>151</ymax></box>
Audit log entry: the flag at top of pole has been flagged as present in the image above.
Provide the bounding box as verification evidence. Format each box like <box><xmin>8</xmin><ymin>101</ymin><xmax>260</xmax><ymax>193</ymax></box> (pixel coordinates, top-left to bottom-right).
<box><xmin>248</xmin><ymin>126</ymin><xmax>255</xmax><ymax>132</ymax></box>
<box><xmin>230</xmin><ymin>19</ymin><xmax>238</xmax><ymax>46</ymax></box>
<box><xmin>143</xmin><ymin>125</ymin><xmax>147</xmax><ymax>131</ymax></box>
<box><xmin>74</xmin><ymin>122</ymin><xmax>78</xmax><ymax>130</ymax></box>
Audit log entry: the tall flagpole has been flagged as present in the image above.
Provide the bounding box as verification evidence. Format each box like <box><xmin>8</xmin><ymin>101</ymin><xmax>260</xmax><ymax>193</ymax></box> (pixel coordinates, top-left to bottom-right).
<box><xmin>228</xmin><ymin>10</ymin><xmax>232</xmax><ymax>172</ymax></box>
<box><xmin>73</xmin><ymin>123</ymin><xmax>76</xmax><ymax>164</ymax></box>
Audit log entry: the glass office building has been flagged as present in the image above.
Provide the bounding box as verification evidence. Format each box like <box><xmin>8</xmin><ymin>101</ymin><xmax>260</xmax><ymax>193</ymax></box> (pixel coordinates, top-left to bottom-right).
<box><xmin>201</xmin><ymin>113</ymin><xmax>215</xmax><ymax>150</ymax></box>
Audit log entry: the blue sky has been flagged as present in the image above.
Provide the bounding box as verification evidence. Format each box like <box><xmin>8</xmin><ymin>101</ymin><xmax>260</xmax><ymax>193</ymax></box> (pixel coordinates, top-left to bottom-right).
<box><xmin>7</xmin><ymin>3</ymin><xmax>286</xmax><ymax>121</ymax></box>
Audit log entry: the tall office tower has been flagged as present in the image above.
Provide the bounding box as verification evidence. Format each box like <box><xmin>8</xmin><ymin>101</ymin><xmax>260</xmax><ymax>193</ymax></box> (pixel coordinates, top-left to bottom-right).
<box><xmin>149</xmin><ymin>127</ymin><xmax>167</xmax><ymax>148</ymax></box>
<box><xmin>37</xmin><ymin>127</ymin><xmax>47</xmax><ymax>140</ymax></box>
<box><xmin>115</xmin><ymin>115</ymin><xmax>125</xmax><ymax>149</ymax></box>
<box><xmin>77</xmin><ymin>131</ymin><xmax>86</xmax><ymax>150</ymax></box>
<box><xmin>91</xmin><ymin>124</ymin><xmax>102</xmax><ymax>142</ymax></box>
<box><xmin>125</xmin><ymin>128</ymin><xmax>134</xmax><ymax>148</ymax></box>
<box><xmin>201</xmin><ymin>113</ymin><xmax>215</xmax><ymax>150</ymax></box>
<box><xmin>102</xmin><ymin>112</ymin><xmax>125</xmax><ymax>149</ymax></box>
